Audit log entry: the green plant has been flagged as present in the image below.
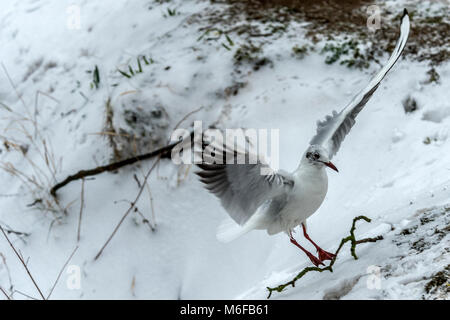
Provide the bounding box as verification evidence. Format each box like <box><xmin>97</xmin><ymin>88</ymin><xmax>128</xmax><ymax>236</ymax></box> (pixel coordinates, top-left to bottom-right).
<box><xmin>233</xmin><ymin>43</ymin><xmax>262</xmax><ymax>64</ymax></box>
<box><xmin>197</xmin><ymin>28</ymin><xmax>223</xmax><ymax>42</ymax></box>
<box><xmin>321</xmin><ymin>40</ymin><xmax>370</xmax><ymax>69</ymax></box>
<box><xmin>423</xmin><ymin>136</ymin><xmax>438</xmax><ymax>145</ymax></box>
<box><xmin>233</xmin><ymin>43</ymin><xmax>273</xmax><ymax>71</ymax></box>
<box><xmin>221</xmin><ymin>34</ymin><xmax>234</xmax><ymax>51</ymax></box>
<box><xmin>87</xmin><ymin>65</ymin><xmax>100</xmax><ymax>89</ymax></box>
<box><xmin>426</xmin><ymin>67</ymin><xmax>440</xmax><ymax>84</ymax></box>
<box><xmin>117</xmin><ymin>55</ymin><xmax>154</xmax><ymax>78</ymax></box>
<box><xmin>166</xmin><ymin>8</ymin><xmax>177</xmax><ymax>16</ymax></box>
<box><xmin>292</xmin><ymin>44</ymin><xmax>309</xmax><ymax>59</ymax></box>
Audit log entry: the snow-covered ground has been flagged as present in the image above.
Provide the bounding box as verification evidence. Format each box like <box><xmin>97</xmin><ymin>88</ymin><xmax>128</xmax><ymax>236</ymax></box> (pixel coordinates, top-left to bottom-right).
<box><xmin>0</xmin><ymin>0</ymin><xmax>448</xmax><ymax>299</ymax></box>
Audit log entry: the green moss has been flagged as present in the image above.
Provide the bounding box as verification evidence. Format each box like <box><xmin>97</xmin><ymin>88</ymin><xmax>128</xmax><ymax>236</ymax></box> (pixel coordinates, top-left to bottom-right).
<box><xmin>233</xmin><ymin>43</ymin><xmax>272</xmax><ymax>71</ymax></box>
<box><xmin>292</xmin><ymin>44</ymin><xmax>309</xmax><ymax>59</ymax></box>
<box><xmin>426</xmin><ymin>68</ymin><xmax>440</xmax><ymax>84</ymax></box>
<box><xmin>321</xmin><ymin>40</ymin><xmax>369</xmax><ymax>69</ymax></box>
<box><xmin>233</xmin><ymin>43</ymin><xmax>262</xmax><ymax>64</ymax></box>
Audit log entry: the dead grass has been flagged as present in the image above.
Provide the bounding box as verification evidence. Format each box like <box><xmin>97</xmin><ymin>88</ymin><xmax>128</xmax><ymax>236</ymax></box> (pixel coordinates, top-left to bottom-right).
<box><xmin>0</xmin><ymin>65</ymin><xmax>67</xmax><ymax>218</ymax></box>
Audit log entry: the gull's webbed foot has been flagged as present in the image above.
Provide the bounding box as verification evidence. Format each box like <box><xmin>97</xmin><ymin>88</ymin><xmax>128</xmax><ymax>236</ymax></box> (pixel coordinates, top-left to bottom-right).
<box><xmin>317</xmin><ymin>248</ymin><xmax>336</xmax><ymax>262</ymax></box>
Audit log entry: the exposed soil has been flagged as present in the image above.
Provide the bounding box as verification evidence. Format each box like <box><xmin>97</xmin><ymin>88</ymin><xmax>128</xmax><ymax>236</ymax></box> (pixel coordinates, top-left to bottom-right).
<box><xmin>424</xmin><ymin>265</ymin><xmax>450</xmax><ymax>298</ymax></box>
<box><xmin>194</xmin><ymin>0</ymin><xmax>450</xmax><ymax>66</ymax></box>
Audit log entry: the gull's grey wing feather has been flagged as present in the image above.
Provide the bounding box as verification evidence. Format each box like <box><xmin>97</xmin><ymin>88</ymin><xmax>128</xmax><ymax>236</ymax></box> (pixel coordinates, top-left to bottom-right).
<box><xmin>196</xmin><ymin>152</ymin><xmax>294</xmax><ymax>226</ymax></box>
<box><xmin>310</xmin><ymin>10</ymin><xmax>410</xmax><ymax>159</ymax></box>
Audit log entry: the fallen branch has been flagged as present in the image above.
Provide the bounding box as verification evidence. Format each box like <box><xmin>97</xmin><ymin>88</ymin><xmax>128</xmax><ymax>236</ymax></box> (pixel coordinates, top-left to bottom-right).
<box><xmin>50</xmin><ymin>104</ymin><xmax>208</xmax><ymax>198</ymax></box>
<box><xmin>49</xmin><ymin>139</ymin><xmax>183</xmax><ymax>197</ymax></box>
<box><xmin>266</xmin><ymin>216</ymin><xmax>383</xmax><ymax>299</ymax></box>
<box><xmin>0</xmin><ymin>225</ymin><xmax>45</xmax><ymax>300</ymax></box>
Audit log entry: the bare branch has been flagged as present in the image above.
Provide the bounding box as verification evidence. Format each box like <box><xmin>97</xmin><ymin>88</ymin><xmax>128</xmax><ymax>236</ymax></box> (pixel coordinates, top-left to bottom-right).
<box><xmin>50</xmin><ymin>104</ymin><xmax>204</xmax><ymax>197</ymax></box>
<box><xmin>50</xmin><ymin>137</ymin><xmax>186</xmax><ymax>197</ymax></box>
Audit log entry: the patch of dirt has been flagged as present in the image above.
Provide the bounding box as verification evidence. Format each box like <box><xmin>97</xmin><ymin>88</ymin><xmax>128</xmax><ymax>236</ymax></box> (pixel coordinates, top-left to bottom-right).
<box><xmin>379</xmin><ymin>205</ymin><xmax>449</xmax><ymax>299</ymax></box>
<box><xmin>193</xmin><ymin>0</ymin><xmax>449</xmax><ymax>67</ymax></box>
<box><xmin>424</xmin><ymin>265</ymin><xmax>450</xmax><ymax>299</ymax></box>
<box><xmin>395</xmin><ymin>205</ymin><xmax>450</xmax><ymax>253</ymax></box>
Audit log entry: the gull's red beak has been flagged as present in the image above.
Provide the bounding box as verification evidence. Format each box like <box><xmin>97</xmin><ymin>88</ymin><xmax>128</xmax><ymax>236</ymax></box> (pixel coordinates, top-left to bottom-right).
<box><xmin>324</xmin><ymin>161</ymin><xmax>339</xmax><ymax>172</ymax></box>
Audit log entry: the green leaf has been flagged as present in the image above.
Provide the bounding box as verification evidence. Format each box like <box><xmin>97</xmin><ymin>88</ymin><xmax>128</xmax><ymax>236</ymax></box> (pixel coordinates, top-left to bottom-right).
<box><xmin>117</xmin><ymin>69</ymin><xmax>131</xmax><ymax>78</ymax></box>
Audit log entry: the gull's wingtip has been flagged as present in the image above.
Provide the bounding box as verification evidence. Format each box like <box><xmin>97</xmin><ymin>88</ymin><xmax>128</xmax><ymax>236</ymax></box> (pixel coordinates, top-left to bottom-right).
<box><xmin>402</xmin><ymin>8</ymin><xmax>409</xmax><ymax>18</ymax></box>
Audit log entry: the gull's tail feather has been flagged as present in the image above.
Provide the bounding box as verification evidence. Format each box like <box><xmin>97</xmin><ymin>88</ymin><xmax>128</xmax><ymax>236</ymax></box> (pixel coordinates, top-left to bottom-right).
<box><xmin>216</xmin><ymin>219</ymin><xmax>252</xmax><ymax>243</ymax></box>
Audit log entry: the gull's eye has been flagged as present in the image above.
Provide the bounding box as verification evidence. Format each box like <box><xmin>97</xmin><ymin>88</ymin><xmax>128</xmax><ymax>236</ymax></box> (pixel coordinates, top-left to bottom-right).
<box><xmin>313</xmin><ymin>153</ymin><xmax>320</xmax><ymax>160</ymax></box>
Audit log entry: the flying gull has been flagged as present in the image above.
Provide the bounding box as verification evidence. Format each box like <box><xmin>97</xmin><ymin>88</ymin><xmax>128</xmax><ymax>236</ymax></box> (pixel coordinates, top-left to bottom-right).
<box><xmin>196</xmin><ymin>10</ymin><xmax>410</xmax><ymax>266</ymax></box>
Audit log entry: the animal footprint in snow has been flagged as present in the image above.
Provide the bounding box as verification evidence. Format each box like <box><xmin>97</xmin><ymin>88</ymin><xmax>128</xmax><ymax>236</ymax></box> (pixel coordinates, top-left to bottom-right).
<box><xmin>422</xmin><ymin>107</ymin><xmax>450</xmax><ymax>123</ymax></box>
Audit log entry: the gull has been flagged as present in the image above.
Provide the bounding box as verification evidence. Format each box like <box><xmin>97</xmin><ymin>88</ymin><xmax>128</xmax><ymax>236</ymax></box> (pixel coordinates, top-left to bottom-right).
<box><xmin>196</xmin><ymin>10</ymin><xmax>410</xmax><ymax>266</ymax></box>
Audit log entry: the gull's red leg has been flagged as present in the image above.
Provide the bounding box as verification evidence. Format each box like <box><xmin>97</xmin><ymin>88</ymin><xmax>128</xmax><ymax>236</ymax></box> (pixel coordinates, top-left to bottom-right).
<box><xmin>289</xmin><ymin>231</ymin><xmax>324</xmax><ymax>267</ymax></box>
<box><xmin>302</xmin><ymin>223</ymin><xmax>336</xmax><ymax>262</ymax></box>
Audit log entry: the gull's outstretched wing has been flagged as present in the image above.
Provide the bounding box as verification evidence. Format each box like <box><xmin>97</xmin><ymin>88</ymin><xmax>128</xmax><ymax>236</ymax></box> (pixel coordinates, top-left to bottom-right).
<box><xmin>196</xmin><ymin>132</ymin><xmax>294</xmax><ymax>225</ymax></box>
<box><xmin>310</xmin><ymin>9</ymin><xmax>410</xmax><ymax>159</ymax></box>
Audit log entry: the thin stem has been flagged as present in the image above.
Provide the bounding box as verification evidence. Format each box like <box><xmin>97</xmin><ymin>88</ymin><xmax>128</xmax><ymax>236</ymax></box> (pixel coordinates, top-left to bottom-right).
<box><xmin>0</xmin><ymin>225</ymin><xmax>45</xmax><ymax>300</ymax></box>
<box><xmin>0</xmin><ymin>286</ymin><xmax>11</xmax><ymax>300</ymax></box>
<box><xmin>77</xmin><ymin>179</ymin><xmax>85</xmax><ymax>242</ymax></box>
<box><xmin>46</xmin><ymin>246</ymin><xmax>78</xmax><ymax>299</ymax></box>
<box><xmin>94</xmin><ymin>157</ymin><xmax>161</xmax><ymax>260</ymax></box>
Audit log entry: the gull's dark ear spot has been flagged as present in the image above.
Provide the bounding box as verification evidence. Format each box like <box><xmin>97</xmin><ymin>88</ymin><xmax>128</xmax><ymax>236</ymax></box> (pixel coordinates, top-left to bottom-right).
<box><xmin>306</xmin><ymin>152</ymin><xmax>312</xmax><ymax>159</ymax></box>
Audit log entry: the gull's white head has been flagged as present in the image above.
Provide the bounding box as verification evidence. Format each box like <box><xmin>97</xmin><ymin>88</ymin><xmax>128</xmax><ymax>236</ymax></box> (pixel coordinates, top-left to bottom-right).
<box><xmin>303</xmin><ymin>145</ymin><xmax>338</xmax><ymax>172</ymax></box>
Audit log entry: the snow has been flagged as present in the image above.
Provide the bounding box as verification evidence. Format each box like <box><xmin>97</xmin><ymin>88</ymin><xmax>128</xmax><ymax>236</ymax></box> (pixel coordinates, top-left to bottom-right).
<box><xmin>0</xmin><ymin>0</ymin><xmax>448</xmax><ymax>300</ymax></box>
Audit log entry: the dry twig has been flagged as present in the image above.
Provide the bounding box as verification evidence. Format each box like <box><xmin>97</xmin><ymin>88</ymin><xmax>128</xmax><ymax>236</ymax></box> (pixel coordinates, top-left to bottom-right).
<box><xmin>50</xmin><ymin>138</ymin><xmax>184</xmax><ymax>197</ymax></box>
<box><xmin>50</xmin><ymin>104</ymin><xmax>204</xmax><ymax>197</ymax></box>
<box><xmin>77</xmin><ymin>179</ymin><xmax>85</xmax><ymax>242</ymax></box>
<box><xmin>94</xmin><ymin>156</ymin><xmax>161</xmax><ymax>260</ymax></box>
<box><xmin>0</xmin><ymin>225</ymin><xmax>45</xmax><ymax>300</ymax></box>
<box><xmin>0</xmin><ymin>286</ymin><xmax>11</xmax><ymax>300</ymax></box>
<box><xmin>0</xmin><ymin>224</ymin><xmax>30</xmax><ymax>238</ymax></box>
<box><xmin>12</xmin><ymin>289</ymin><xmax>39</xmax><ymax>300</ymax></box>
<box><xmin>46</xmin><ymin>246</ymin><xmax>78</xmax><ymax>299</ymax></box>
<box><xmin>92</xmin><ymin>106</ymin><xmax>203</xmax><ymax>259</ymax></box>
